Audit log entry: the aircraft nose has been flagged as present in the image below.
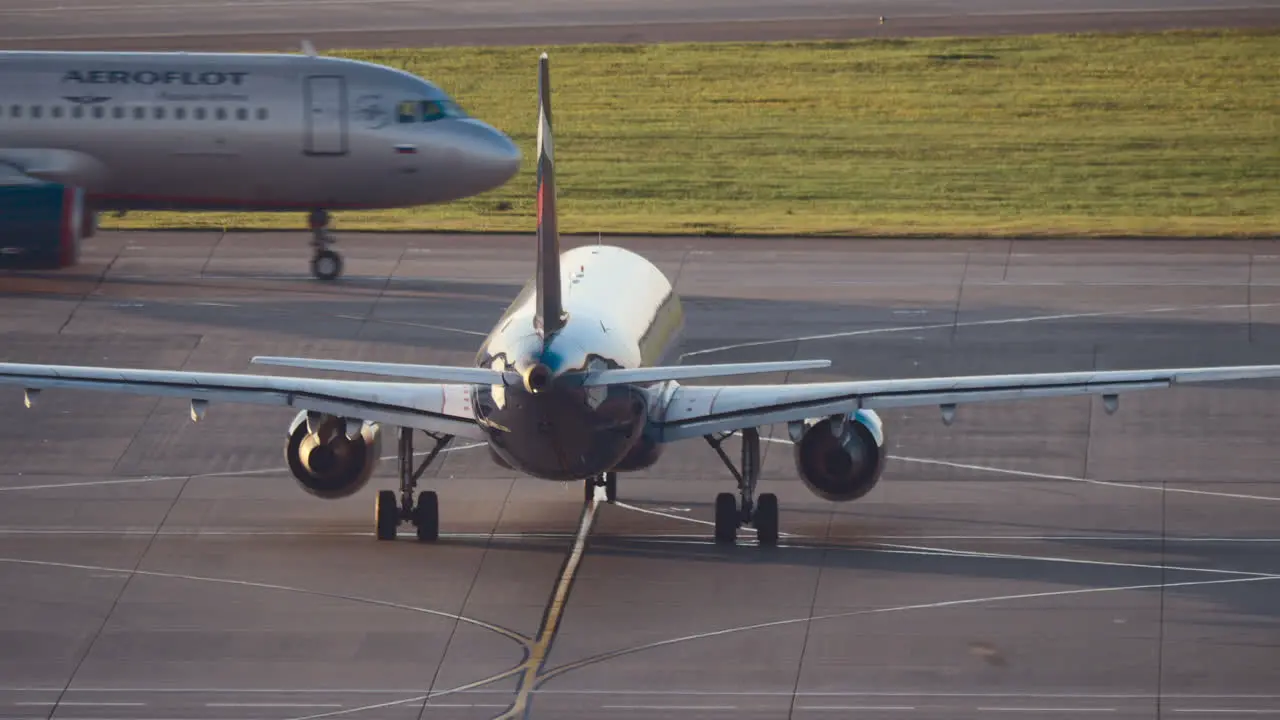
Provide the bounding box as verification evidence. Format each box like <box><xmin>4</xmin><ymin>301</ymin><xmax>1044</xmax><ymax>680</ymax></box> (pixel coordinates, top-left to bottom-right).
<box><xmin>444</xmin><ymin>119</ymin><xmax>522</xmax><ymax>194</ymax></box>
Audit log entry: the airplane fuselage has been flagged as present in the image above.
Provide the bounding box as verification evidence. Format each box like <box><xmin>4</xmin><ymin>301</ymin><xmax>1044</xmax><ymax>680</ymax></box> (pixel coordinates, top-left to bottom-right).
<box><xmin>0</xmin><ymin>51</ymin><xmax>520</xmax><ymax>212</ymax></box>
<box><xmin>472</xmin><ymin>244</ymin><xmax>685</xmax><ymax>480</ymax></box>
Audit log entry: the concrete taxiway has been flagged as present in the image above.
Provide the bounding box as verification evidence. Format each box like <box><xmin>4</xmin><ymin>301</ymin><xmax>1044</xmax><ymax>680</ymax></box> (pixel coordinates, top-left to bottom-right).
<box><xmin>1</xmin><ymin>232</ymin><xmax>1279</xmax><ymax>719</ymax></box>
<box><xmin>1</xmin><ymin>0</ymin><xmax>1277</xmax><ymax>50</ymax></box>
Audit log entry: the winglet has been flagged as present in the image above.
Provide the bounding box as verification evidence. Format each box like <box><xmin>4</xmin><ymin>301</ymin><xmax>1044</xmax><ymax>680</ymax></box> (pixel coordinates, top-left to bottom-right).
<box><xmin>533</xmin><ymin>51</ymin><xmax>566</xmax><ymax>338</ymax></box>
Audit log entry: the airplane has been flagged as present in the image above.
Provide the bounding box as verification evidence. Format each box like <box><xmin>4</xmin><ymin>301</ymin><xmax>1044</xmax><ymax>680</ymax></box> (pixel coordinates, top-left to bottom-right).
<box><xmin>0</xmin><ymin>45</ymin><xmax>522</xmax><ymax>281</ymax></box>
<box><xmin>3</xmin><ymin>52</ymin><xmax>1280</xmax><ymax>546</ymax></box>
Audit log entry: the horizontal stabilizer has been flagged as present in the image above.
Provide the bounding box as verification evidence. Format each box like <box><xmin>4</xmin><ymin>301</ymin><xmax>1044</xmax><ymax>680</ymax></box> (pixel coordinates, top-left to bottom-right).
<box><xmin>578</xmin><ymin>359</ymin><xmax>831</xmax><ymax>387</ymax></box>
<box><xmin>251</xmin><ymin>357</ymin><xmax>515</xmax><ymax>385</ymax></box>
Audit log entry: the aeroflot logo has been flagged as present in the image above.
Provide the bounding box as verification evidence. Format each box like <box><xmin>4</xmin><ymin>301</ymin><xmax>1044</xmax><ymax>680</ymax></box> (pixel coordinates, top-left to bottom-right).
<box><xmin>61</xmin><ymin>70</ymin><xmax>250</xmax><ymax>86</ymax></box>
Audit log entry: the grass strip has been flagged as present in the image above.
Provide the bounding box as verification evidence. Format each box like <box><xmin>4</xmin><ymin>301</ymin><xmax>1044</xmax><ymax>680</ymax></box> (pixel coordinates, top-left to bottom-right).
<box><xmin>109</xmin><ymin>29</ymin><xmax>1280</xmax><ymax>237</ymax></box>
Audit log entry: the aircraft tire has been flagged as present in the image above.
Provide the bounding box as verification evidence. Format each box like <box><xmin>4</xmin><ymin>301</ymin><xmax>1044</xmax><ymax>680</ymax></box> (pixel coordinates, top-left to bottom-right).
<box><xmin>311</xmin><ymin>249</ymin><xmax>343</xmax><ymax>281</ymax></box>
<box><xmin>755</xmin><ymin>493</ymin><xmax>779</xmax><ymax>547</ymax></box>
<box><xmin>714</xmin><ymin>492</ymin><xmax>737</xmax><ymax>544</ymax></box>
<box><xmin>375</xmin><ymin>490</ymin><xmax>398</xmax><ymax>541</ymax></box>
<box><xmin>414</xmin><ymin>491</ymin><xmax>439</xmax><ymax>542</ymax></box>
<box><xmin>604</xmin><ymin>472</ymin><xmax>617</xmax><ymax>504</ymax></box>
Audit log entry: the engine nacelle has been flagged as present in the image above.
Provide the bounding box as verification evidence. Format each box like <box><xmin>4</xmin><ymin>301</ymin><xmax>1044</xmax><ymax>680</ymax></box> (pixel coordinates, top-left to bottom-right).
<box><xmin>610</xmin><ymin>434</ymin><xmax>663</xmax><ymax>472</ymax></box>
<box><xmin>284</xmin><ymin>411</ymin><xmax>382</xmax><ymax>499</ymax></box>
<box><xmin>791</xmin><ymin>409</ymin><xmax>888</xmax><ymax>502</ymax></box>
<box><xmin>487</xmin><ymin>445</ymin><xmax>513</xmax><ymax>470</ymax></box>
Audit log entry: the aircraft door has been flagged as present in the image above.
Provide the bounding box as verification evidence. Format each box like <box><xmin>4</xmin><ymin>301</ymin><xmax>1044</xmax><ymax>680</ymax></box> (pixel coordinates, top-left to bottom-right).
<box><xmin>304</xmin><ymin>75</ymin><xmax>348</xmax><ymax>155</ymax></box>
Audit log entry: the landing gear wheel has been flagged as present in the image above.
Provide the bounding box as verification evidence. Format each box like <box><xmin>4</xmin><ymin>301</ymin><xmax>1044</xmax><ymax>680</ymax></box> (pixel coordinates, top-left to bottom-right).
<box><xmin>584</xmin><ymin>476</ymin><xmax>597</xmax><ymax>504</ymax></box>
<box><xmin>755</xmin><ymin>493</ymin><xmax>779</xmax><ymax>547</ymax></box>
<box><xmin>375</xmin><ymin>490</ymin><xmax>398</xmax><ymax>541</ymax></box>
<box><xmin>389</xmin><ymin>427</ymin><xmax>452</xmax><ymax>544</ymax></box>
<box><xmin>714</xmin><ymin>492</ymin><xmax>738</xmax><ymax>545</ymax></box>
<box><xmin>604</xmin><ymin>471</ymin><xmax>617</xmax><ymax>504</ymax></box>
<box><xmin>311</xmin><ymin>249</ymin><xmax>343</xmax><ymax>281</ymax></box>
<box><xmin>413</xmin><ymin>490</ymin><xmax>439</xmax><ymax>542</ymax></box>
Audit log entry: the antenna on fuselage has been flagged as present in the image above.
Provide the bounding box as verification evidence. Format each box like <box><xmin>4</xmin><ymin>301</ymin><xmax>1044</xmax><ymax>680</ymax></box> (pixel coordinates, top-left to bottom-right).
<box><xmin>301</xmin><ymin>39</ymin><xmax>318</xmax><ymax>57</ymax></box>
<box><xmin>533</xmin><ymin>52</ymin><xmax>566</xmax><ymax>338</ymax></box>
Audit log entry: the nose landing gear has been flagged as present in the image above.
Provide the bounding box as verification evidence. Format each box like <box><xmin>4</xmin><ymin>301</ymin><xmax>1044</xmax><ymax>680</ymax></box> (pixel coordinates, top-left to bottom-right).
<box><xmin>584</xmin><ymin>471</ymin><xmax>618</xmax><ymax>504</ymax></box>
<box><xmin>308</xmin><ymin>209</ymin><xmax>344</xmax><ymax>281</ymax></box>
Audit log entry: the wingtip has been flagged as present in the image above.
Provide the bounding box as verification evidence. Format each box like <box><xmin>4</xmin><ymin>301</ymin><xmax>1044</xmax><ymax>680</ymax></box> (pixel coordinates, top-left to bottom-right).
<box><xmin>540</xmin><ymin>51</ymin><xmax>549</xmax><ymax>60</ymax></box>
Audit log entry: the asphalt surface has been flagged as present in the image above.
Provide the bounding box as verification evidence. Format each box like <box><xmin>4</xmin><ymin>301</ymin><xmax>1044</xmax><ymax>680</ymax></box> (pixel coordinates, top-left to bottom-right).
<box><xmin>1</xmin><ymin>232</ymin><xmax>1279</xmax><ymax>719</ymax></box>
<box><xmin>0</xmin><ymin>0</ymin><xmax>1277</xmax><ymax>50</ymax></box>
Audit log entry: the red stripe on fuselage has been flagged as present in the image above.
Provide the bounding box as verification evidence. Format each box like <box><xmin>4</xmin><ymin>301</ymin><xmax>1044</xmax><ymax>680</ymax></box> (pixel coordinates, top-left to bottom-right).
<box><xmin>536</xmin><ymin>178</ymin><xmax>544</xmax><ymax>227</ymax></box>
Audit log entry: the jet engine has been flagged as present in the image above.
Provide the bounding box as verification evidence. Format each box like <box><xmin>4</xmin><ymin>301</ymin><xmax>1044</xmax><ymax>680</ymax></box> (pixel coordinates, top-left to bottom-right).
<box><xmin>790</xmin><ymin>409</ymin><xmax>888</xmax><ymax>502</ymax></box>
<box><xmin>284</xmin><ymin>411</ymin><xmax>382</xmax><ymax>499</ymax></box>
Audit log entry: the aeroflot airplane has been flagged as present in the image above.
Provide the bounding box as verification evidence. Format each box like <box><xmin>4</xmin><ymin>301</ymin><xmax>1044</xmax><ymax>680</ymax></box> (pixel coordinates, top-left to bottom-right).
<box><xmin>0</xmin><ymin>47</ymin><xmax>521</xmax><ymax>280</ymax></box>
<box><xmin>2</xmin><ymin>54</ymin><xmax>1280</xmax><ymax>546</ymax></box>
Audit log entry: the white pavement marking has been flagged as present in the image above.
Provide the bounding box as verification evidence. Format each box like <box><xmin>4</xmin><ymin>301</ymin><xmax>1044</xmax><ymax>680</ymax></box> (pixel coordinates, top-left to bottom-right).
<box><xmin>0</xmin><ymin>556</ymin><xmax>531</xmax><ymax>647</ymax></box>
<box><xmin>683</xmin><ymin>301</ymin><xmax>1279</xmax><ymax>357</ymax></box>
<box><xmin>977</xmin><ymin>708</ymin><xmax>1117</xmax><ymax>713</ymax></box>
<box><xmin>757</xmin><ymin>434</ymin><xmax>1280</xmax><ymax>504</ymax></box>
<box><xmin>0</xmin><ymin>443</ymin><xmax>485</xmax><ymax>492</ymax></box>
<box><xmin>602</xmin><ymin>705</ymin><xmax>738</xmax><ymax>711</ymax></box>
<box><xmin>205</xmin><ymin>703</ymin><xmax>341</xmax><ymax>708</ymax></box>
<box><xmin>14</xmin><ymin>701</ymin><xmax>146</xmax><ymax>706</ymax></box>
<box><xmin>537</xmin><ymin>574</ymin><xmax>1280</xmax><ymax>683</ymax></box>
<box><xmin>865</xmin><ymin>541</ymin><xmax>1278</xmax><ymax>578</ymax></box>
<box><xmin>754</xmin><ymin>434</ymin><xmax>1280</xmax><ymax>504</ymax></box>
<box><xmin>6</xmin><ymin>689</ymin><xmax>1280</xmax><ymax>698</ymax></box>
<box><xmin>793</xmin><ymin>702</ymin><xmax>916</xmax><ymax>707</ymax></box>
<box><xmin>1173</xmin><ymin>711</ymin><xmax>1280</xmax><ymax>715</ymax></box>
<box><xmin>893</xmin><ymin>454</ymin><xmax>1280</xmax><ymax>503</ymax></box>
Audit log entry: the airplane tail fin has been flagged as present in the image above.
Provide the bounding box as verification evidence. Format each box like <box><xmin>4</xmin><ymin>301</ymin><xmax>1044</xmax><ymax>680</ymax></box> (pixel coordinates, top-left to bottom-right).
<box><xmin>534</xmin><ymin>52</ymin><xmax>566</xmax><ymax>338</ymax></box>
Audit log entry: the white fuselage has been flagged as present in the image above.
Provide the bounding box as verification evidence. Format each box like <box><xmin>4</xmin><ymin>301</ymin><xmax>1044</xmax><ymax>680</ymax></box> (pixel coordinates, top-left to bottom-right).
<box><xmin>0</xmin><ymin>51</ymin><xmax>521</xmax><ymax>212</ymax></box>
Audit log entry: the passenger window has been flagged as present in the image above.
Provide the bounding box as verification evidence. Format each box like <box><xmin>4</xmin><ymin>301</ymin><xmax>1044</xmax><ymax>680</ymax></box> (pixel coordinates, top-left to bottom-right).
<box><xmin>175</xmin><ymin>107</ymin><xmax>186</xmax><ymax>120</ymax></box>
<box><xmin>51</xmin><ymin>106</ymin><xmax>63</xmax><ymax>119</ymax></box>
<box><xmin>133</xmin><ymin>106</ymin><xmax>145</xmax><ymax>120</ymax></box>
<box><xmin>215</xmin><ymin>107</ymin><xmax>226</xmax><ymax>120</ymax></box>
<box><xmin>31</xmin><ymin>106</ymin><xmax>42</xmax><ymax>119</ymax></box>
<box><xmin>72</xmin><ymin>106</ymin><xmax>84</xmax><ymax>119</ymax></box>
<box><xmin>256</xmin><ymin>107</ymin><xmax>268</xmax><ymax>120</ymax></box>
<box><xmin>10</xmin><ymin>105</ymin><xmax>21</xmax><ymax>118</ymax></box>
<box><xmin>92</xmin><ymin>106</ymin><xmax>105</xmax><ymax>119</ymax></box>
<box><xmin>236</xmin><ymin>107</ymin><xmax>248</xmax><ymax>121</ymax></box>
<box><xmin>194</xmin><ymin>107</ymin><xmax>206</xmax><ymax>120</ymax></box>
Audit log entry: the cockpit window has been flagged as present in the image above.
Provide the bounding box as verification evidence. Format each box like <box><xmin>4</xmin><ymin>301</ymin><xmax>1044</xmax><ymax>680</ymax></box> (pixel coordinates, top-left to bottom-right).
<box><xmin>397</xmin><ymin>98</ymin><xmax>469</xmax><ymax>123</ymax></box>
<box><xmin>397</xmin><ymin>100</ymin><xmax>418</xmax><ymax>123</ymax></box>
<box><xmin>422</xmin><ymin>100</ymin><xmax>446</xmax><ymax>121</ymax></box>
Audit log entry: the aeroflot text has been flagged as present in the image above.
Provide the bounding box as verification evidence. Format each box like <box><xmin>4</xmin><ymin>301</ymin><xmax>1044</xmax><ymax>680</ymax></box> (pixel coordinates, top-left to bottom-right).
<box><xmin>61</xmin><ymin>70</ymin><xmax>250</xmax><ymax>86</ymax></box>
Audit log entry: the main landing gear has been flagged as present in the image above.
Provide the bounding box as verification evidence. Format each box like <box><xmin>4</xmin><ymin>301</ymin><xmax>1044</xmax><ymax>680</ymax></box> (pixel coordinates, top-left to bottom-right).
<box><xmin>584</xmin><ymin>471</ymin><xmax>618</xmax><ymax>505</ymax></box>
<box><xmin>705</xmin><ymin>427</ymin><xmax>778</xmax><ymax>547</ymax></box>
<box><xmin>375</xmin><ymin>427</ymin><xmax>453</xmax><ymax>542</ymax></box>
<box><xmin>308</xmin><ymin>209</ymin><xmax>344</xmax><ymax>281</ymax></box>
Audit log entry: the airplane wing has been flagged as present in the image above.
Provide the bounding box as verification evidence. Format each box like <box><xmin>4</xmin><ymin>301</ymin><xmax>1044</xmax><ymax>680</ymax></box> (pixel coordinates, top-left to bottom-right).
<box><xmin>0</xmin><ymin>362</ymin><xmax>486</xmax><ymax>440</ymax></box>
<box><xmin>653</xmin><ymin>364</ymin><xmax>1280</xmax><ymax>441</ymax></box>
